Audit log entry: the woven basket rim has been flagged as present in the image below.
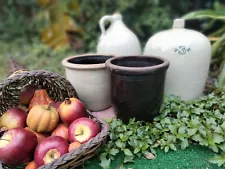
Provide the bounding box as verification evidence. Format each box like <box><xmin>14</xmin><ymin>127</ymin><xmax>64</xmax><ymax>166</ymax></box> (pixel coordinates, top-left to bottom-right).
<box><xmin>0</xmin><ymin>69</ymin><xmax>78</xmax><ymax>114</ymax></box>
<box><xmin>1</xmin><ymin>69</ymin><xmax>70</xmax><ymax>88</ymax></box>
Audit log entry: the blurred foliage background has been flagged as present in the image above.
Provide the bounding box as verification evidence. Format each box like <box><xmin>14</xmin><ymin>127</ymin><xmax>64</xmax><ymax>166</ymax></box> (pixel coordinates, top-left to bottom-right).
<box><xmin>0</xmin><ymin>0</ymin><xmax>224</xmax><ymax>82</ymax></box>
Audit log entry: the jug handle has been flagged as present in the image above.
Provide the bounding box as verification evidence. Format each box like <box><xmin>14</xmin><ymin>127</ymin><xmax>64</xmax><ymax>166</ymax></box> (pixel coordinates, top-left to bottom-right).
<box><xmin>99</xmin><ymin>15</ymin><xmax>113</xmax><ymax>35</ymax></box>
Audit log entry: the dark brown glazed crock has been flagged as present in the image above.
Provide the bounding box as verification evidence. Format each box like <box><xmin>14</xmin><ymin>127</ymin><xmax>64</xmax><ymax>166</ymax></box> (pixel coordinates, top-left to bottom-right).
<box><xmin>105</xmin><ymin>55</ymin><xmax>169</xmax><ymax>123</ymax></box>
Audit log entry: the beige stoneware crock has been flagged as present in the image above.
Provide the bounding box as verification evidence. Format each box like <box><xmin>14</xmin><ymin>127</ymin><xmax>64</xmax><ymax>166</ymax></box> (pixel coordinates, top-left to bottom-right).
<box><xmin>62</xmin><ymin>54</ymin><xmax>113</xmax><ymax>111</ymax></box>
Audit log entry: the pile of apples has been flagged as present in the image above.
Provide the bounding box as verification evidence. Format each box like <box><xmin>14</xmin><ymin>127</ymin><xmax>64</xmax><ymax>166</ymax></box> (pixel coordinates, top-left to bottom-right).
<box><xmin>0</xmin><ymin>87</ymin><xmax>101</xmax><ymax>169</ymax></box>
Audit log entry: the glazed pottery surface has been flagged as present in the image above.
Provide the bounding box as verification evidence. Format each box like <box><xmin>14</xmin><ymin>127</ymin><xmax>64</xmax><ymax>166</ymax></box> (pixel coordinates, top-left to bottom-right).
<box><xmin>144</xmin><ymin>19</ymin><xmax>211</xmax><ymax>101</ymax></box>
<box><xmin>62</xmin><ymin>54</ymin><xmax>113</xmax><ymax>111</ymax></box>
<box><xmin>105</xmin><ymin>56</ymin><xmax>169</xmax><ymax>123</ymax></box>
<box><xmin>97</xmin><ymin>13</ymin><xmax>141</xmax><ymax>56</ymax></box>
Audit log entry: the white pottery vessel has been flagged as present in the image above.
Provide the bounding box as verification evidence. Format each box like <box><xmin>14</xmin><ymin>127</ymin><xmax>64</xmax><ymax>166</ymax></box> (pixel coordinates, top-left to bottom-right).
<box><xmin>62</xmin><ymin>54</ymin><xmax>113</xmax><ymax>111</ymax></box>
<box><xmin>97</xmin><ymin>13</ymin><xmax>142</xmax><ymax>56</ymax></box>
<box><xmin>144</xmin><ymin>19</ymin><xmax>212</xmax><ymax>101</ymax></box>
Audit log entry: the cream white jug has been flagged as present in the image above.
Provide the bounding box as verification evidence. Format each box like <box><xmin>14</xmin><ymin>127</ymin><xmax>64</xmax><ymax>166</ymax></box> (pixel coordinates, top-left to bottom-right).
<box><xmin>144</xmin><ymin>19</ymin><xmax>212</xmax><ymax>101</ymax></box>
<box><xmin>97</xmin><ymin>13</ymin><xmax>141</xmax><ymax>56</ymax></box>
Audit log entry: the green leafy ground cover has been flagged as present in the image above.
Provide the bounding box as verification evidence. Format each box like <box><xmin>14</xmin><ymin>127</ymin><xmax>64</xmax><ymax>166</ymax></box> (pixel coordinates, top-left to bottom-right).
<box><xmin>82</xmin><ymin>91</ymin><xmax>225</xmax><ymax>169</ymax></box>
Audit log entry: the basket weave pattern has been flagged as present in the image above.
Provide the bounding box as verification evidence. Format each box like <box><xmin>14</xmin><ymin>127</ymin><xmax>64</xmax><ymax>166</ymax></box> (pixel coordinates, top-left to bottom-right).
<box><xmin>0</xmin><ymin>70</ymin><xmax>109</xmax><ymax>169</ymax></box>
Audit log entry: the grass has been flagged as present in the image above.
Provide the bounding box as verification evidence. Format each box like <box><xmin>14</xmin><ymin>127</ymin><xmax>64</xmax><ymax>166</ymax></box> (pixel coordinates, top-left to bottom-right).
<box><xmin>0</xmin><ymin>38</ymin><xmax>84</xmax><ymax>82</ymax></box>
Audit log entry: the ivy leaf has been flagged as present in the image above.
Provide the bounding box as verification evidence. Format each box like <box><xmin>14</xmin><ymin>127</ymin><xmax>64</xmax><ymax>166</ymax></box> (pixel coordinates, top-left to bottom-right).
<box><xmin>181</xmin><ymin>139</ymin><xmax>189</xmax><ymax>150</ymax></box>
<box><xmin>141</xmin><ymin>143</ymin><xmax>149</xmax><ymax>151</ymax></box>
<box><xmin>124</xmin><ymin>155</ymin><xmax>134</xmax><ymax>163</ymax></box>
<box><xmin>124</xmin><ymin>149</ymin><xmax>133</xmax><ymax>156</ymax></box>
<box><xmin>209</xmin><ymin>153</ymin><xmax>225</xmax><ymax>167</ymax></box>
<box><xmin>128</xmin><ymin>140</ymin><xmax>135</xmax><ymax>147</ymax></box>
<box><xmin>164</xmin><ymin>146</ymin><xmax>169</xmax><ymax>153</ymax></box>
<box><xmin>161</xmin><ymin>117</ymin><xmax>171</xmax><ymax>125</ymax></box>
<box><xmin>221</xmin><ymin>122</ymin><xmax>225</xmax><ymax>130</ymax></box>
<box><xmin>181</xmin><ymin>110</ymin><xmax>190</xmax><ymax>117</ymax></box>
<box><xmin>214</xmin><ymin>109</ymin><xmax>223</xmax><ymax>119</ymax></box>
<box><xmin>99</xmin><ymin>153</ymin><xmax>111</xmax><ymax>169</ymax></box>
<box><xmin>146</xmin><ymin>138</ymin><xmax>153</xmax><ymax>144</ymax></box>
<box><xmin>134</xmin><ymin>147</ymin><xmax>141</xmax><ymax>154</ymax></box>
<box><xmin>167</xmin><ymin>135</ymin><xmax>177</xmax><ymax>143</ymax></box>
<box><xmin>187</xmin><ymin>128</ymin><xmax>198</xmax><ymax>136</ymax></box>
<box><xmin>136</xmin><ymin>152</ymin><xmax>142</xmax><ymax>158</ymax></box>
<box><xmin>206</xmin><ymin>117</ymin><xmax>217</xmax><ymax>126</ymax></box>
<box><xmin>150</xmin><ymin>147</ymin><xmax>156</xmax><ymax>155</ymax></box>
<box><xmin>115</xmin><ymin>140</ymin><xmax>126</xmax><ymax>149</ymax></box>
<box><xmin>218</xmin><ymin>143</ymin><xmax>225</xmax><ymax>152</ymax></box>
<box><xmin>169</xmin><ymin>144</ymin><xmax>177</xmax><ymax>151</ymax></box>
<box><xmin>109</xmin><ymin>148</ymin><xmax>119</xmax><ymax>156</ymax></box>
<box><xmin>198</xmin><ymin>126</ymin><xmax>207</xmax><ymax>137</ymax></box>
<box><xmin>128</xmin><ymin>118</ymin><xmax>136</xmax><ymax>124</ymax></box>
<box><xmin>111</xmin><ymin>119</ymin><xmax>119</xmax><ymax>130</ymax></box>
<box><xmin>119</xmin><ymin>134</ymin><xmax>129</xmax><ymax>142</ymax></box>
<box><xmin>199</xmin><ymin>138</ymin><xmax>209</xmax><ymax>146</ymax></box>
<box><xmin>209</xmin><ymin>144</ymin><xmax>219</xmax><ymax>153</ymax></box>
<box><xmin>193</xmin><ymin>108</ymin><xmax>204</xmax><ymax>115</ymax></box>
<box><xmin>190</xmin><ymin>117</ymin><xmax>201</xmax><ymax>127</ymax></box>
<box><xmin>213</xmin><ymin>133</ymin><xmax>225</xmax><ymax>144</ymax></box>
<box><xmin>178</xmin><ymin>125</ymin><xmax>187</xmax><ymax>135</ymax></box>
<box><xmin>126</xmin><ymin>130</ymin><xmax>133</xmax><ymax>136</ymax></box>
<box><xmin>213</xmin><ymin>126</ymin><xmax>224</xmax><ymax>134</ymax></box>
<box><xmin>151</xmin><ymin>128</ymin><xmax>160</xmax><ymax>136</ymax></box>
<box><xmin>137</xmin><ymin>128</ymin><xmax>144</xmax><ymax>137</ymax></box>
<box><xmin>168</xmin><ymin>125</ymin><xmax>177</xmax><ymax>134</ymax></box>
<box><xmin>155</xmin><ymin>123</ymin><xmax>162</xmax><ymax>129</ymax></box>
<box><xmin>192</xmin><ymin>134</ymin><xmax>203</xmax><ymax>142</ymax></box>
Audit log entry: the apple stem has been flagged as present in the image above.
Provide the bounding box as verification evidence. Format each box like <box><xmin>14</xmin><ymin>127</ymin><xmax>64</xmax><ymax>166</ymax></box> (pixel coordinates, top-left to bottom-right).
<box><xmin>0</xmin><ymin>138</ymin><xmax>10</xmax><ymax>142</ymax></box>
<box><xmin>50</xmin><ymin>153</ymin><xmax>54</xmax><ymax>158</ymax></box>
<box><xmin>65</xmin><ymin>98</ymin><xmax>71</xmax><ymax>105</ymax></box>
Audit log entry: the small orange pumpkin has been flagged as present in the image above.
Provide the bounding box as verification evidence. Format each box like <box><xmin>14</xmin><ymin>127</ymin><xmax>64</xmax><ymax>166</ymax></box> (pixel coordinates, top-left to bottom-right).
<box><xmin>29</xmin><ymin>89</ymin><xmax>54</xmax><ymax>110</ymax></box>
<box><xmin>27</xmin><ymin>104</ymin><xmax>59</xmax><ymax>133</ymax></box>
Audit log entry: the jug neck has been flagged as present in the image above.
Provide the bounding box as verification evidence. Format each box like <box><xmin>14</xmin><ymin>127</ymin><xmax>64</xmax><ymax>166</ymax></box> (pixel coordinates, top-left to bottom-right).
<box><xmin>99</xmin><ymin>13</ymin><xmax>125</xmax><ymax>35</ymax></box>
<box><xmin>172</xmin><ymin>19</ymin><xmax>185</xmax><ymax>29</ymax></box>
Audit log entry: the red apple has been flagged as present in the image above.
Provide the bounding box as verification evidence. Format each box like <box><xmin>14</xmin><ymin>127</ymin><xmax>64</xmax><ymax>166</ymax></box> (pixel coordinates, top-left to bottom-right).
<box><xmin>25</xmin><ymin>160</ymin><xmax>37</xmax><ymax>169</ymax></box>
<box><xmin>68</xmin><ymin>117</ymin><xmax>100</xmax><ymax>144</ymax></box>
<box><xmin>68</xmin><ymin>141</ymin><xmax>81</xmax><ymax>152</ymax></box>
<box><xmin>50</xmin><ymin>101</ymin><xmax>63</xmax><ymax>112</ymax></box>
<box><xmin>0</xmin><ymin>128</ymin><xmax>38</xmax><ymax>167</ymax></box>
<box><xmin>0</xmin><ymin>107</ymin><xmax>27</xmax><ymax>129</ymax></box>
<box><xmin>19</xmin><ymin>85</ymin><xmax>37</xmax><ymax>105</ymax></box>
<box><xmin>18</xmin><ymin>104</ymin><xmax>29</xmax><ymax>112</ymax></box>
<box><xmin>34</xmin><ymin>136</ymin><xmax>69</xmax><ymax>167</ymax></box>
<box><xmin>51</xmin><ymin>123</ymin><xmax>69</xmax><ymax>140</ymax></box>
<box><xmin>59</xmin><ymin>98</ymin><xmax>88</xmax><ymax>126</ymax></box>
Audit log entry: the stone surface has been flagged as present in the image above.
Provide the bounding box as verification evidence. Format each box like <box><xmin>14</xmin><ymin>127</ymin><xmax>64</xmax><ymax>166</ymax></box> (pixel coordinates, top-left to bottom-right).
<box><xmin>92</xmin><ymin>107</ymin><xmax>116</xmax><ymax>121</ymax></box>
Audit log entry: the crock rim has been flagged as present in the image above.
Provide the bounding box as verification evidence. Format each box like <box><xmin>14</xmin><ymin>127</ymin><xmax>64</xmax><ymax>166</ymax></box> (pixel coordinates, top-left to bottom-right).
<box><xmin>62</xmin><ymin>54</ymin><xmax>114</xmax><ymax>70</ymax></box>
<box><xmin>105</xmin><ymin>55</ymin><xmax>170</xmax><ymax>73</ymax></box>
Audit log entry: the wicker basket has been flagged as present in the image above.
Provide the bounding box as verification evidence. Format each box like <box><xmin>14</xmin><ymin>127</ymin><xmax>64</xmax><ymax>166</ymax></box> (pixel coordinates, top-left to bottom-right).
<box><xmin>0</xmin><ymin>70</ymin><xmax>109</xmax><ymax>169</ymax></box>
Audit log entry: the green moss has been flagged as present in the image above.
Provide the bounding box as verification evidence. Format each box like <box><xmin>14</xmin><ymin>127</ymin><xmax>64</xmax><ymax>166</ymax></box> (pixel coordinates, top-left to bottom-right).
<box><xmin>84</xmin><ymin>144</ymin><xmax>222</xmax><ymax>169</ymax></box>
